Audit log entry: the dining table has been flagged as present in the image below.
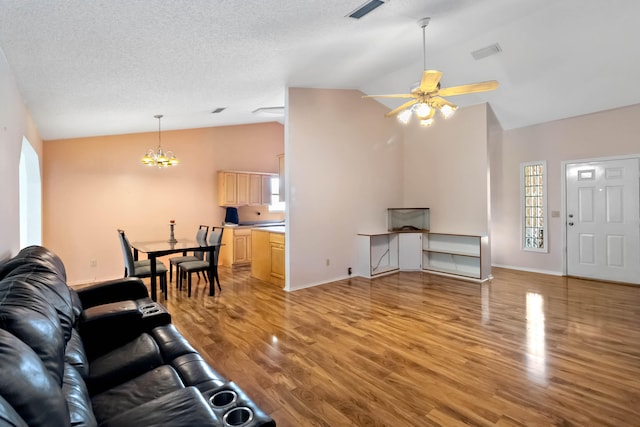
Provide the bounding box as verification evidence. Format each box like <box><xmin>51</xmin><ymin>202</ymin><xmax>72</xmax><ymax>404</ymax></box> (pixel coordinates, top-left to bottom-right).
<box><xmin>130</xmin><ymin>238</ymin><xmax>222</xmax><ymax>301</ymax></box>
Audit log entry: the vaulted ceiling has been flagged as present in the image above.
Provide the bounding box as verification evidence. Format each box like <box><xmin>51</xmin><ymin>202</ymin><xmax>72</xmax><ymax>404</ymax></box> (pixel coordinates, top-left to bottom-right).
<box><xmin>1</xmin><ymin>0</ymin><xmax>639</xmax><ymax>140</ymax></box>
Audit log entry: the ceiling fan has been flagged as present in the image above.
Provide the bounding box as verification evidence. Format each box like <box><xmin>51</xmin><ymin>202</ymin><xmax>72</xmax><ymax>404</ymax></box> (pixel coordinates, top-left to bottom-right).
<box><xmin>363</xmin><ymin>17</ymin><xmax>499</xmax><ymax>126</ymax></box>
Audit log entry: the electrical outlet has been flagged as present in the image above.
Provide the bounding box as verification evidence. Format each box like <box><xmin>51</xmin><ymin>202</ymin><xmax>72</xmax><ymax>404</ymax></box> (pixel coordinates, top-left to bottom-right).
<box><xmin>348</xmin><ymin>267</ymin><xmax>352</xmax><ymax>275</ymax></box>
<box><xmin>90</xmin><ymin>259</ymin><xmax>97</xmax><ymax>268</ymax></box>
<box><xmin>325</xmin><ymin>258</ymin><xmax>330</xmax><ymax>266</ymax></box>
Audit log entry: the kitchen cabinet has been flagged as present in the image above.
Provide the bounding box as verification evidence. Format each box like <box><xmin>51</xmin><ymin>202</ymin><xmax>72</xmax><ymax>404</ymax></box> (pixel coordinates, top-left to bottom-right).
<box><xmin>218</xmin><ymin>171</ymin><xmax>276</xmax><ymax>207</ymax></box>
<box><xmin>251</xmin><ymin>227</ymin><xmax>285</xmax><ymax>287</ymax></box>
<box><xmin>219</xmin><ymin>227</ymin><xmax>251</xmax><ymax>268</ymax></box>
<box><xmin>218</xmin><ymin>171</ymin><xmax>238</xmax><ymax>206</ymax></box>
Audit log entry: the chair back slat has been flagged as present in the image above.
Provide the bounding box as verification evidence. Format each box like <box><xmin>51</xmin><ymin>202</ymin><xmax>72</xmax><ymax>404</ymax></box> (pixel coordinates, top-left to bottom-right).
<box><xmin>117</xmin><ymin>229</ymin><xmax>135</xmax><ymax>277</ymax></box>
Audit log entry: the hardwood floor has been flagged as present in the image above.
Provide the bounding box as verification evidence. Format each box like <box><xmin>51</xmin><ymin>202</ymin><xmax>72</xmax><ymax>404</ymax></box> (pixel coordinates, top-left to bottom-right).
<box><xmin>153</xmin><ymin>267</ymin><xmax>640</xmax><ymax>426</ymax></box>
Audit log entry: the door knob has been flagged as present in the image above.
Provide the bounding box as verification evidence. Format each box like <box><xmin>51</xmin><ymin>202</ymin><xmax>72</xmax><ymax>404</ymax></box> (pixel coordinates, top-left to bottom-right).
<box><xmin>568</xmin><ymin>222</ymin><xmax>574</xmax><ymax>226</ymax></box>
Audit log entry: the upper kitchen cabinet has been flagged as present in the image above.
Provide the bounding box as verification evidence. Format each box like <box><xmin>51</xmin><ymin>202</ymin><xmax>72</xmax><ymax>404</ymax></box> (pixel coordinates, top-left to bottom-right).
<box><xmin>218</xmin><ymin>170</ymin><xmax>276</xmax><ymax>207</ymax></box>
<box><xmin>218</xmin><ymin>171</ymin><xmax>238</xmax><ymax>206</ymax></box>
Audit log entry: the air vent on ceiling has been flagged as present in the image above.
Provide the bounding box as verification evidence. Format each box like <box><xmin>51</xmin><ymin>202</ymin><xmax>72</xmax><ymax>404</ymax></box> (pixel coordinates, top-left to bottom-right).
<box><xmin>471</xmin><ymin>43</ymin><xmax>502</xmax><ymax>60</ymax></box>
<box><xmin>211</xmin><ymin>107</ymin><xmax>226</xmax><ymax>114</ymax></box>
<box><xmin>346</xmin><ymin>0</ymin><xmax>387</xmax><ymax>19</ymax></box>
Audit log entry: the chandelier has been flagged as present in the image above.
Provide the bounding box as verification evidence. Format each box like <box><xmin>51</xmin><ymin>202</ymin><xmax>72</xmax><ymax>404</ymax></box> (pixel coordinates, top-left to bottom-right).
<box><xmin>141</xmin><ymin>115</ymin><xmax>179</xmax><ymax>167</ymax></box>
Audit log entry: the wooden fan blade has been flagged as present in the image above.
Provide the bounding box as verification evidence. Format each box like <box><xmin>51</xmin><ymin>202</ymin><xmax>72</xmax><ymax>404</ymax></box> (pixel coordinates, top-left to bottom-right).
<box><xmin>362</xmin><ymin>93</ymin><xmax>416</xmax><ymax>99</ymax></box>
<box><xmin>385</xmin><ymin>99</ymin><xmax>418</xmax><ymax>117</ymax></box>
<box><xmin>430</xmin><ymin>96</ymin><xmax>457</xmax><ymax>108</ymax></box>
<box><xmin>416</xmin><ymin>70</ymin><xmax>443</xmax><ymax>93</ymax></box>
<box><xmin>438</xmin><ymin>80</ymin><xmax>499</xmax><ymax>97</ymax></box>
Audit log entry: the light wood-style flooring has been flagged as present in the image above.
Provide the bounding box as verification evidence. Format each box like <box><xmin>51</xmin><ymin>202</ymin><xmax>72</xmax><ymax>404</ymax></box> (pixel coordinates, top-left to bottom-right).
<box><xmin>153</xmin><ymin>267</ymin><xmax>640</xmax><ymax>426</ymax></box>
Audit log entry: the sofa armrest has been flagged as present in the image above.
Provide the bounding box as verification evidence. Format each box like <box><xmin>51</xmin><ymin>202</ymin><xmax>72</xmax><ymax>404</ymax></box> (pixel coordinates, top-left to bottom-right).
<box><xmin>75</xmin><ymin>277</ymin><xmax>149</xmax><ymax>308</ymax></box>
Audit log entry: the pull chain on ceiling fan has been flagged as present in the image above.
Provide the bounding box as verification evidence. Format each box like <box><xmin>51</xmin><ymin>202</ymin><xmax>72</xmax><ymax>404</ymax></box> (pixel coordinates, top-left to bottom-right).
<box><xmin>363</xmin><ymin>17</ymin><xmax>499</xmax><ymax>127</ymax></box>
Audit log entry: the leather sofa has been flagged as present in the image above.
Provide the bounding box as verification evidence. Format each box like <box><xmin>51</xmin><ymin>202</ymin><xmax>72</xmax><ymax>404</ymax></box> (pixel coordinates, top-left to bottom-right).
<box><xmin>0</xmin><ymin>245</ymin><xmax>275</xmax><ymax>427</ymax></box>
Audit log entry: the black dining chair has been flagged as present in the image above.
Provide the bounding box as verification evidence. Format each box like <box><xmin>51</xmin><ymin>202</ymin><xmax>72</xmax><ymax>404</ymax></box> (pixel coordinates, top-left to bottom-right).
<box><xmin>168</xmin><ymin>225</ymin><xmax>209</xmax><ymax>284</ymax></box>
<box><xmin>117</xmin><ymin>229</ymin><xmax>168</xmax><ymax>294</ymax></box>
<box><xmin>178</xmin><ymin>227</ymin><xmax>224</xmax><ymax>297</ymax></box>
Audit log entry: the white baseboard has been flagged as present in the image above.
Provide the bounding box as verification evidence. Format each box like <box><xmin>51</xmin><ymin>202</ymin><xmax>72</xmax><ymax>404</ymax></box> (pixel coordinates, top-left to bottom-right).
<box><xmin>491</xmin><ymin>264</ymin><xmax>563</xmax><ymax>276</ymax></box>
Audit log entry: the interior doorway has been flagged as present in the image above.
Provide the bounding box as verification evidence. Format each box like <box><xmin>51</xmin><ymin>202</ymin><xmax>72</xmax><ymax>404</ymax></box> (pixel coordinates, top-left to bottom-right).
<box><xmin>564</xmin><ymin>156</ymin><xmax>640</xmax><ymax>284</ymax></box>
<box><xmin>19</xmin><ymin>137</ymin><xmax>42</xmax><ymax>248</ymax></box>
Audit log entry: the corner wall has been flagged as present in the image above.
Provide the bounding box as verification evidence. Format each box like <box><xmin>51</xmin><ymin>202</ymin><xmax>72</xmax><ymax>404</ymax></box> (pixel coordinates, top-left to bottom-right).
<box><xmin>403</xmin><ymin>104</ymin><xmax>490</xmax><ymax>235</ymax></box>
<box><xmin>286</xmin><ymin>88</ymin><xmax>403</xmax><ymax>290</ymax></box>
<box><xmin>0</xmin><ymin>49</ymin><xmax>43</xmax><ymax>260</ymax></box>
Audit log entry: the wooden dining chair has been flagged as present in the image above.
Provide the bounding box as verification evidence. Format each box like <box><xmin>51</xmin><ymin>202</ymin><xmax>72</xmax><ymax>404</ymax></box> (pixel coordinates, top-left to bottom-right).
<box><xmin>168</xmin><ymin>225</ymin><xmax>209</xmax><ymax>284</ymax></box>
<box><xmin>117</xmin><ymin>229</ymin><xmax>168</xmax><ymax>294</ymax></box>
<box><xmin>177</xmin><ymin>227</ymin><xmax>224</xmax><ymax>297</ymax></box>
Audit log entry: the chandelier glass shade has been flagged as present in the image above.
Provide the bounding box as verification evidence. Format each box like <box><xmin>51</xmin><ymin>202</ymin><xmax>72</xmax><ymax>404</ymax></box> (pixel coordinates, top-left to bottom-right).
<box><xmin>141</xmin><ymin>115</ymin><xmax>179</xmax><ymax>167</ymax></box>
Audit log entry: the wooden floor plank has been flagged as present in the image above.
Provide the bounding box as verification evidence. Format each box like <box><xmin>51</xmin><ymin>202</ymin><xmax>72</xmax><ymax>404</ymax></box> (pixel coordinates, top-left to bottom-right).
<box><xmin>151</xmin><ymin>267</ymin><xmax>640</xmax><ymax>426</ymax></box>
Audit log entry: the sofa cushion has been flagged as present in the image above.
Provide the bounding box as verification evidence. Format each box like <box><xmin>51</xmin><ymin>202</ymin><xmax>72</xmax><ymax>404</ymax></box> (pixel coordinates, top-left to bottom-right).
<box><xmin>0</xmin><ymin>247</ymin><xmax>75</xmax><ymax>342</ymax></box>
<box><xmin>62</xmin><ymin>364</ymin><xmax>97</xmax><ymax>427</ymax></box>
<box><xmin>65</xmin><ymin>329</ymin><xmax>90</xmax><ymax>379</ymax></box>
<box><xmin>151</xmin><ymin>324</ymin><xmax>198</xmax><ymax>361</ymax></box>
<box><xmin>0</xmin><ymin>395</ymin><xmax>27</xmax><ymax>427</ymax></box>
<box><xmin>99</xmin><ymin>387</ymin><xmax>219</xmax><ymax>427</ymax></box>
<box><xmin>91</xmin><ymin>365</ymin><xmax>184</xmax><ymax>423</ymax></box>
<box><xmin>88</xmin><ymin>333</ymin><xmax>163</xmax><ymax>395</ymax></box>
<box><xmin>0</xmin><ymin>329</ymin><xmax>70</xmax><ymax>427</ymax></box>
<box><xmin>0</xmin><ymin>278</ymin><xmax>65</xmax><ymax>385</ymax></box>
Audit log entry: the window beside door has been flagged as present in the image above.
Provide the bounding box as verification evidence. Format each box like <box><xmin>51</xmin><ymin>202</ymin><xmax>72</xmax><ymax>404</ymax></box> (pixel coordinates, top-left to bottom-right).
<box><xmin>521</xmin><ymin>161</ymin><xmax>547</xmax><ymax>252</ymax></box>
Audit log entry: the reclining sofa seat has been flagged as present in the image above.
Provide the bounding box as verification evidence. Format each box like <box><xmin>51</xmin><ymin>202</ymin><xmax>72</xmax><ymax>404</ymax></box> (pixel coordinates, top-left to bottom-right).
<box><xmin>0</xmin><ymin>245</ymin><xmax>275</xmax><ymax>427</ymax></box>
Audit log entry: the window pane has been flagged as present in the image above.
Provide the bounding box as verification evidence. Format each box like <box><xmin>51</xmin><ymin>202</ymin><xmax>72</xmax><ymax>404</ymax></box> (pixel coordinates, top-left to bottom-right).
<box><xmin>522</xmin><ymin>161</ymin><xmax>547</xmax><ymax>252</ymax></box>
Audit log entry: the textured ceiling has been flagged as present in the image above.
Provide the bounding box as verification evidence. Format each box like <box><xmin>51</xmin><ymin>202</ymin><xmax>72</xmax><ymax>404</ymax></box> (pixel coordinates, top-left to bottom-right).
<box><xmin>1</xmin><ymin>0</ymin><xmax>639</xmax><ymax>140</ymax></box>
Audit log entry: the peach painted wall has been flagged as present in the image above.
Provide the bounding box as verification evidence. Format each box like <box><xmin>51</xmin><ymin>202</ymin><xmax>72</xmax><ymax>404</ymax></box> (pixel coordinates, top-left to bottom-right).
<box><xmin>43</xmin><ymin>122</ymin><xmax>283</xmax><ymax>284</ymax></box>
<box><xmin>0</xmin><ymin>49</ymin><xmax>43</xmax><ymax>259</ymax></box>
<box><xmin>286</xmin><ymin>88</ymin><xmax>403</xmax><ymax>290</ymax></box>
<box><xmin>491</xmin><ymin>103</ymin><xmax>640</xmax><ymax>274</ymax></box>
<box><xmin>403</xmin><ymin>103</ymin><xmax>490</xmax><ymax>235</ymax></box>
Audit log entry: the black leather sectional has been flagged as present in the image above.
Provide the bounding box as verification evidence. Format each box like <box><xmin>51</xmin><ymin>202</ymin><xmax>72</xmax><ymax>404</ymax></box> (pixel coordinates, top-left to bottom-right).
<box><xmin>0</xmin><ymin>245</ymin><xmax>275</xmax><ymax>427</ymax></box>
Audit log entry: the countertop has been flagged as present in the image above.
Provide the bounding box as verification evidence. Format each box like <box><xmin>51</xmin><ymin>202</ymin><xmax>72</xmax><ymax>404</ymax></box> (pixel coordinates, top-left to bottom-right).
<box><xmin>222</xmin><ymin>222</ymin><xmax>285</xmax><ymax>229</ymax></box>
<box><xmin>251</xmin><ymin>225</ymin><xmax>285</xmax><ymax>234</ymax></box>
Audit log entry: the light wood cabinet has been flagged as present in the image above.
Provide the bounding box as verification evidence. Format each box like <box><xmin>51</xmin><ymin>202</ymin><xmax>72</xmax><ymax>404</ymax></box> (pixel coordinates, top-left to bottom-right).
<box><xmin>218</xmin><ymin>170</ymin><xmax>276</xmax><ymax>207</ymax></box>
<box><xmin>218</xmin><ymin>171</ymin><xmax>238</xmax><ymax>206</ymax></box>
<box><xmin>236</xmin><ymin>173</ymin><xmax>250</xmax><ymax>205</ymax></box>
<box><xmin>251</xmin><ymin>228</ymin><xmax>285</xmax><ymax>287</ymax></box>
<box><xmin>220</xmin><ymin>227</ymin><xmax>251</xmax><ymax>268</ymax></box>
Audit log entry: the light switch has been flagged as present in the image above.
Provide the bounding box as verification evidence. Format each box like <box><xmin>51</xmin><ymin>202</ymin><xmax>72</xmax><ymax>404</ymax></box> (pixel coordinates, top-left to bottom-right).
<box><xmin>551</xmin><ymin>210</ymin><xmax>560</xmax><ymax>218</ymax></box>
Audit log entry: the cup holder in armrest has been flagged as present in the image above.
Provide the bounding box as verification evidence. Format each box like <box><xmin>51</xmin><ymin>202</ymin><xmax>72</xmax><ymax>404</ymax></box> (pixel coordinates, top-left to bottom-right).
<box><xmin>209</xmin><ymin>390</ymin><xmax>237</xmax><ymax>409</ymax></box>
<box><xmin>138</xmin><ymin>301</ymin><xmax>171</xmax><ymax>326</ymax></box>
<box><xmin>223</xmin><ymin>407</ymin><xmax>254</xmax><ymax>427</ymax></box>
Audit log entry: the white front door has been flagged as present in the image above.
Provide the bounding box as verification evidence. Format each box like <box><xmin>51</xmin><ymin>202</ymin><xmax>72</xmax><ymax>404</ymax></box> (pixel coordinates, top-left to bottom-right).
<box><xmin>566</xmin><ymin>158</ymin><xmax>640</xmax><ymax>284</ymax></box>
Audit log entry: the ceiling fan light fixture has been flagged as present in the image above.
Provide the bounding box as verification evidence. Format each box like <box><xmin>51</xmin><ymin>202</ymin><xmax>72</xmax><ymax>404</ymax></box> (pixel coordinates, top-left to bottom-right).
<box><xmin>440</xmin><ymin>104</ymin><xmax>457</xmax><ymax>119</ymax></box>
<box><xmin>414</xmin><ymin>103</ymin><xmax>432</xmax><ymax>119</ymax></box>
<box><xmin>397</xmin><ymin>109</ymin><xmax>412</xmax><ymax>124</ymax></box>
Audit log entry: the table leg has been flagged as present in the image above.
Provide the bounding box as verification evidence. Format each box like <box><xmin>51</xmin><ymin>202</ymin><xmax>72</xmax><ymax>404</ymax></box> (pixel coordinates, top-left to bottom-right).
<box><xmin>150</xmin><ymin>254</ymin><xmax>157</xmax><ymax>301</ymax></box>
<box><xmin>208</xmin><ymin>247</ymin><xmax>215</xmax><ymax>296</ymax></box>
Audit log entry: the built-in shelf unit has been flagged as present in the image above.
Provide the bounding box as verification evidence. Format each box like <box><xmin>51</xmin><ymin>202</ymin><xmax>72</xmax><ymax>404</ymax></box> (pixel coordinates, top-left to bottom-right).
<box><xmin>356</xmin><ymin>233</ymin><xmax>399</xmax><ymax>278</ymax></box>
<box><xmin>422</xmin><ymin>233</ymin><xmax>490</xmax><ymax>281</ymax></box>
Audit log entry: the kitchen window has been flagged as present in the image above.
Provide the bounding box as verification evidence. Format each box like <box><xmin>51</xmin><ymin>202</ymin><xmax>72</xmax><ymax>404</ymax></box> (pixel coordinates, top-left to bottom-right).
<box><xmin>269</xmin><ymin>176</ymin><xmax>285</xmax><ymax>212</ymax></box>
